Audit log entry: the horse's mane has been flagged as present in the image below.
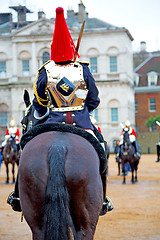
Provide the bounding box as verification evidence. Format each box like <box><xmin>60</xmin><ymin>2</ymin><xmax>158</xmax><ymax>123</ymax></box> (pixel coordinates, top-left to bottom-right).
<box><xmin>20</xmin><ymin>122</ymin><xmax>107</xmax><ymax>173</ymax></box>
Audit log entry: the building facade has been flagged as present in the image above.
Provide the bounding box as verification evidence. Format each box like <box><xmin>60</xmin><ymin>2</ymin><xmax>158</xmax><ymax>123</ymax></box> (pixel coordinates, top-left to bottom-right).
<box><xmin>134</xmin><ymin>55</ymin><xmax>160</xmax><ymax>153</ymax></box>
<box><xmin>0</xmin><ymin>2</ymin><xmax>134</xmax><ymax>152</ymax></box>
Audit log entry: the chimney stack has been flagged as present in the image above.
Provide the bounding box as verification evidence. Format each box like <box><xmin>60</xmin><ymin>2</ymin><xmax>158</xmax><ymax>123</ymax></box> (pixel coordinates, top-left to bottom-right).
<box><xmin>78</xmin><ymin>1</ymin><xmax>86</xmax><ymax>23</ymax></box>
<box><xmin>140</xmin><ymin>41</ymin><xmax>147</xmax><ymax>52</ymax></box>
<box><xmin>38</xmin><ymin>9</ymin><xmax>46</xmax><ymax>19</ymax></box>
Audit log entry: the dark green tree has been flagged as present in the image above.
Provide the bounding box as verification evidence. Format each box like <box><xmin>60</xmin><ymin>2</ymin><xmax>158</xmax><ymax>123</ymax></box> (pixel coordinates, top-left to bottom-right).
<box><xmin>146</xmin><ymin>115</ymin><xmax>160</xmax><ymax>129</ymax></box>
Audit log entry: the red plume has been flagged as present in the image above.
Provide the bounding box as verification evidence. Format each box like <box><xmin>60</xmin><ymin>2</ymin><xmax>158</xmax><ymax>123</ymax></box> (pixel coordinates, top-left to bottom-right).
<box><xmin>51</xmin><ymin>7</ymin><xmax>77</xmax><ymax>62</ymax></box>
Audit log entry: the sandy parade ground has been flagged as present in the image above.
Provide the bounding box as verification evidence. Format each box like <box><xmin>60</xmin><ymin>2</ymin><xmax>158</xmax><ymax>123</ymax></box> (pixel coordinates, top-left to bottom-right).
<box><xmin>0</xmin><ymin>153</ymin><xmax>160</xmax><ymax>240</ymax></box>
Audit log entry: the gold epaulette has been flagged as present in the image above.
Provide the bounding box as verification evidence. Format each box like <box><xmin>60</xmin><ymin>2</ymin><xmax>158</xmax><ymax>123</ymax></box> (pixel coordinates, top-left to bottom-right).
<box><xmin>76</xmin><ymin>60</ymin><xmax>89</xmax><ymax>66</ymax></box>
<box><xmin>33</xmin><ymin>62</ymin><xmax>50</xmax><ymax>107</ymax></box>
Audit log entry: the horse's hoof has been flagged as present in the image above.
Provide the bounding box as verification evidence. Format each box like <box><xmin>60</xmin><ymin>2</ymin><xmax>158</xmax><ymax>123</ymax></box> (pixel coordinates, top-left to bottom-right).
<box><xmin>5</xmin><ymin>181</ymin><xmax>9</xmax><ymax>184</ymax></box>
<box><xmin>122</xmin><ymin>181</ymin><xmax>126</xmax><ymax>184</ymax></box>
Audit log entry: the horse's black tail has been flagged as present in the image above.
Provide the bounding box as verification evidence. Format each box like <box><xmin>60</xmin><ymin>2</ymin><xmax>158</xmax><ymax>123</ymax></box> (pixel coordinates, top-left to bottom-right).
<box><xmin>43</xmin><ymin>144</ymin><xmax>76</xmax><ymax>240</ymax></box>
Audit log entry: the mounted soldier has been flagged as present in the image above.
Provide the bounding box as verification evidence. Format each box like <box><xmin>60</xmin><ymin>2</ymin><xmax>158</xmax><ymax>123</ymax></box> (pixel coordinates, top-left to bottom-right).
<box><xmin>1</xmin><ymin>118</ymin><xmax>20</xmax><ymax>157</ymax></box>
<box><xmin>116</xmin><ymin>119</ymin><xmax>141</xmax><ymax>160</ymax></box>
<box><xmin>7</xmin><ymin>7</ymin><xmax>113</xmax><ymax>214</ymax></box>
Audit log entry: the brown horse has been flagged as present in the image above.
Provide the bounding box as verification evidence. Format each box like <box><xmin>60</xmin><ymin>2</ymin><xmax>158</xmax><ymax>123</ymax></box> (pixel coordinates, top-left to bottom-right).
<box><xmin>120</xmin><ymin>130</ymin><xmax>140</xmax><ymax>184</ymax></box>
<box><xmin>19</xmin><ymin>130</ymin><xmax>103</xmax><ymax>240</ymax></box>
<box><xmin>18</xmin><ymin>90</ymin><xmax>104</xmax><ymax>239</ymax></box>
<box><xmin>2</xmin><ymin>136</ymin><xmax>19</xmax><ymax>183</ymax></box>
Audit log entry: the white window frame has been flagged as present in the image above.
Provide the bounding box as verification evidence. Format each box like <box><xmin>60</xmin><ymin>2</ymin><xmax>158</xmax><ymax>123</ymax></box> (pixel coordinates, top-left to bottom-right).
<box><xmin>135</xmin><ymin>99</ymin><xmax>138</xmax><ymax>112</ymax></box>
<box><xmin>110</xmin><ymin>56</ymin><xmax>117</xmax><ymax>73</ymax></box>
<box><xmin>147</xmin><ymin>72</ymin><xmax>158</xmax><ymax>86</ymax></box>
<box><xmin>93</xmin><ymin>108</ymin><xmax>98</xmax><ymax>122</ymax></box>
<box><xmin>42</xmin><ymin>52</ymin><xmax>50</xmax><ymax>64</ymax></box>
<box><xmin>1</xmin><ymin>112</ymin><xmax>7</xmax><ymax>126</ymax></box>
<box><xmin>149</xmin><ymin>97</ymin><xmax>156</xmax><ymax>112</ymax></box>
<box><xmin>111</xmin><ymin>107</ymin><xmax>118</xmax><ymax>122</ymax></box>
<box><xmin>133</xmin><ymin>74</ymin><xmax>139</xmax><ymax>86</ymax></box>
<box><xmin>22</xmin><ymin>60</ymin><xmax>30</xmax><ymax>76</ymax></box>
<box><xmin>90</xmin><ymin>57</ymin><xmax>97</xmax><ymax>74</ymax></box>
<box><xmin>0</xmin><ymin>61</ymin><xmax>7</xmax><ymax>78</ymax></box>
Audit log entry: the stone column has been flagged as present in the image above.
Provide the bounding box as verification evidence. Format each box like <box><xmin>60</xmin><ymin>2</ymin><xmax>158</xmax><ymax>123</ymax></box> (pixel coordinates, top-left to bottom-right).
<box><xmin>11</xmin><ymin>42</ymin><xmax>18</xmax><ymax>82</ymax></box>
<box><xmin>31</xmin><ymin>41</ymin><xmax>37</xmax><ymax>82</ymax></box>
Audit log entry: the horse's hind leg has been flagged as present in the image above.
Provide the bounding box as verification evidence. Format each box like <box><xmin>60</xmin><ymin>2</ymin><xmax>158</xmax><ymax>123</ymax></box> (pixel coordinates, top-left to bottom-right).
<box><xmin>122</xmin><ymin>164</ymin><xmax>126</xmax><ymax>184</ymax></box>
<box><xmin>134</xmin><ymin>162</ymin><xmax>138</xmax><ymax>182</ymax></box>
<box><xmin>131</xmin><ymin>169</ymin><xmax>135</xmax><ymax>183</ymax></box>
<box><xmin>118</xmin><ymin>162</ymin><xmax>121</xmax><ymax>175</ymax></box>
<box><xmin>5</xmin><ymin>163</ymin><xmax>9</xmax><ymax>184</ymax></box>
<box><xmin>135</xmin><ymin>170</ymin><xmax>138</xmax><ymax>182</ymax></box>
<box><xmin>12</xmin><ymin>163</ymin><xmax>15</xmax><ymax>183</ymax></box>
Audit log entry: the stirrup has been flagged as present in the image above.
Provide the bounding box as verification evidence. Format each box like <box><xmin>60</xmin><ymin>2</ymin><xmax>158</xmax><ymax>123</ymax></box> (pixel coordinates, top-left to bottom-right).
<box><xmin>135</xmin><ymin>152</ymin><xmax>141</xmax><ymax>158</ymax></box>
<box><xmin>116</xmin><ymin>154</ymin><xmax>120</xmax><ymax>161</ymax></box>
<box><xmin>7</xmin><ymin>191</ymin><xmax>22</xmax><ymax>212</ymax></box>
<box><xmin>100</xmin><ymin>196</ymin><xmax>114</xmax><ymax>216</ymax></box>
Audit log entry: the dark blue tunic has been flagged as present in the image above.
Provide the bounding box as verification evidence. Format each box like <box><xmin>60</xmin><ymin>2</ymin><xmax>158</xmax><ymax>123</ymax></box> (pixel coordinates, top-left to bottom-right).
<box><xmin>33</xmin><ymin>62</ymin><xmax>100</xmax><ymax>130</ymax></box>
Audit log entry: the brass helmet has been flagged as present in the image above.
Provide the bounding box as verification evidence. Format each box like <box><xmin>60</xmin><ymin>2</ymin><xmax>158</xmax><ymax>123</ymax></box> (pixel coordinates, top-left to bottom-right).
<box><xmin>10</xmin><ymin>118</ymin><xmax>16</xmax><ymax>127</ymax></box>
<box><xmin>125</xmin><ymin>119</ymin><xmax>131</xmax><ymax>128</ymax></box>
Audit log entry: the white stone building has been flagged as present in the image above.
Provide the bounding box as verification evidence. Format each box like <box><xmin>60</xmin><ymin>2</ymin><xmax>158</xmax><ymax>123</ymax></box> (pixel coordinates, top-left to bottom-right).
<box><xmin>0</xmin><ymin>2</ymin><xmax>134</xmax><ymax>152</ymax></box>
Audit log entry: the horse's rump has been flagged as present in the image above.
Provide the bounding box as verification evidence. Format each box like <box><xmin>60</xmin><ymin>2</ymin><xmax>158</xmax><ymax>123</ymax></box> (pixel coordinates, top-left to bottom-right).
<box><xmin>19</xmin><ymin>131</ymin><xmax>103</xmax><ymax>239</ymax></box>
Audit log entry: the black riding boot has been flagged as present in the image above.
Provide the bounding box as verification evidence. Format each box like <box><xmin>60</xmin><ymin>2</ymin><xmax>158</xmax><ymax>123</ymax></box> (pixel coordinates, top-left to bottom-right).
<box><xmin>100</xmin><ymin>170</ymin><xmax>114</xmax><ymax>216</ymax></box>
<box><xmin>7</xmin><ymin>173</ymin><xmax>21</xmax><ymax>212</ymax></box>
<box><xmin>92</xmin><ymin>124</ymin><xmax>114</xmax><ymax>215</ymax></box>
<box><xmin>132</xmin><ymin>141</ymin><xmax>141</xmax><ymax>158</ymax></box>
<box><xmin>156</xmin><ymin>144</ymin><xmax>160</xmax><ymax>162</ymax></box>
<box><xmin>116</xmin><ymin>145</ymin><xmax>121</xmax><ymax>161</ymax></box>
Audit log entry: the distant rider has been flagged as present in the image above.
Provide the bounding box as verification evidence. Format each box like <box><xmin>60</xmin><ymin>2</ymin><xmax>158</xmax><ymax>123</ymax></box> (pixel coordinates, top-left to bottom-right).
<box><xmin>116</xmin><ymin>119</ymin><xmax>141</xmax><ymax>160</ymax></box>
<box><xmin>1</xmin><ymin>118</ymin><xmax>20</xmax><ymax>156</ymax></box>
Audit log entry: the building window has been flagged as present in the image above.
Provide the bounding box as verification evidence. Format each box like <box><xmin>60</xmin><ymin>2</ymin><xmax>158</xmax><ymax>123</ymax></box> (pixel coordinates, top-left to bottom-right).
<box><xmin>135</xmin><ymin>99</ymin><xmax>138</xmax><ymax>112</ymax></box>
<box><xmin>148</xmin><ymin>72</ymin><xmax>158</xmax><ymax>86</ymax></box>
<box><xmin>90</xmin><ymin>57</ymin><xmax>97</xmax><ymax>73</ymax></box>
<box><xmin>112</xmin><ymin>139</ymin><xmax>117</xmax><ymax>149</ymax></box>
<box><xmin>22</xmin><ymin>60</ymin><xmax>30</xmax><ymax>76</ymax></box>
<box><xmin>135</xmin><ymin>125</ymin><xmax>138</xmax><ymax>134</ymax></box>
<box><xmin>1</xmin><ymin>112</ymin><xmax>7</xmax><ymax>126</ymax></box>
<box><xmin>93</xmin><ymin>108</ymin><xmax>98</xmax><ymax>122</ymax></box>
<box><xmin>149</xmin><ymin>98</ymin><xmax>156</xmax><ymax>112</ymax></box>
<box><xmin>150</xmin><ymin>125</ymin><xmax>157</xmax><ymax>132</ymax></box>
<box><xmin>42</xmin><ymin>52</ymin><xmax>50</xmax><ymax>64</ymax></box>
<box><xmin>110</xmin><ymin>56</ymin><xmax>117</xmax><ymax>72</ymax></box>
<box><xmin>0</xmin><ymin>61</ymin><xmax>6</xmax><ymax>78</ymax></box>
<box><xmin>111</xmin><ymin>108</ymin><xmax>118</xmax><ymax>122</ymax></box>
<box><xmin>133</xmin><ymin>74</ymin><xmax>139</xmax><ymax>86</ymax></box>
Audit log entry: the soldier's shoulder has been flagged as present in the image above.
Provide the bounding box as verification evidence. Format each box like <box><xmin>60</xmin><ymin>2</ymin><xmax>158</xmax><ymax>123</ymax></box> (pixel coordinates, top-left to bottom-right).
<box><xmin>76</xmin><ymin>61</ymin><xmax>89</xmax><ymax>66</ymax></box>
<box><xmin>38</xmin><ymin>60</ymin><xmax>52</xmax><ymax>71</ymax></box>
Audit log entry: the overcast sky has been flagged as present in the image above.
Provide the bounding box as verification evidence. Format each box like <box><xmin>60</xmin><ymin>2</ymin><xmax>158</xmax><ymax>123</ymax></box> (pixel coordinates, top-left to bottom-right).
<box><xmin>1</xmin><ymin>0</ymin><xmax>160</xmax><ymax>52</ymax></box>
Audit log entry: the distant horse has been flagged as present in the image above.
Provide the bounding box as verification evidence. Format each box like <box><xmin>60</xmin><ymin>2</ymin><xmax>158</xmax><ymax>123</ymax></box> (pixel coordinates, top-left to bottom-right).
<box><xmin>2</xmin><ymin>136</ymin><xmax>19</xmax><ymax>183</ymax></box>
<box><xmin>18</xmin><ymin>90</ymin><xmax>104</xmax><ymax>239</ymax></box>
<box><xmin>119</xmin><ymin>130</ymin><xmax>140</xmax><ymax>184</ymax></box>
